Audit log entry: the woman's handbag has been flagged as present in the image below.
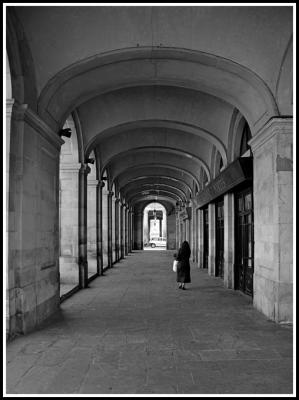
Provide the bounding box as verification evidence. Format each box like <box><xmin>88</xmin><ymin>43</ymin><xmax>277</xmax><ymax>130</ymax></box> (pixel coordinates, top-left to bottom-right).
<box><xmin>173</xmin><ymin>260</ymin><xmax>179</xmax><ymax>272</ymax></box>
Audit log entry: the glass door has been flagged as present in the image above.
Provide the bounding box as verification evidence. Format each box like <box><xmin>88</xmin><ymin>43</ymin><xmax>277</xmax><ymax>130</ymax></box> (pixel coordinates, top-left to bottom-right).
<box><xmin>235</xmin><ymin>188</ymin><xmax>254</xmax><ymax>296</ymax></box>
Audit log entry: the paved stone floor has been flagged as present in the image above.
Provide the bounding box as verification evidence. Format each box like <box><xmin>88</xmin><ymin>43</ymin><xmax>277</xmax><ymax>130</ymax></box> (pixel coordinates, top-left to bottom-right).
<box><xmin>6</xmin><ymin>250</ymin><xmax>294</xmax><ymax>395</ymax></box>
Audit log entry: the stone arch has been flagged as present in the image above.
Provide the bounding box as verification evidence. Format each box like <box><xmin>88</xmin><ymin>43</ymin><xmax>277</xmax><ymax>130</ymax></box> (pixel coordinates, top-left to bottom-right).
<box><xmin>142</xmin><ymin>202</ymin><xmax>168</xmax><ymax>249</ymax></box>
<box><xmin>102</xmin><ymin>146</ymin><xmax>210</xmax><ymax>183</ymax></box>
<box><xmin>112</xmin><ymin>163</ymin><xmax>201</xmax><ymax>190</ymax></box>
<box><xmin>6</xmin><ymin>7</ymin><xmax>38</xmax><ymax>110</ymax></box>
<box><xmin>38</xmin><ymin>47</ymin><xmax>278</xmax><ymax>135</ymax></box>
<box><xmin>227</xmin><ymin>109</ymin><xmax>252</xmax><ymax>163</ymax></box>
<box><xmin>85</xmin><ymin>121</ymin><xmax>227</xmax><ymax>172</ymax></box>
<box><xmin>275</xmin><ymin>34</ymin><xmax>293</xmax><ymax>115</ymax></box>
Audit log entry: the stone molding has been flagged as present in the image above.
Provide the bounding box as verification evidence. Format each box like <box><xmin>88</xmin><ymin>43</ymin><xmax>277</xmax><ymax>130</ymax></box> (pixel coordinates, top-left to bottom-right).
<box><xmin>12</xmin><ymin>103</ymin><xmax>64</xmax><ymax>151</ymax></box>
<box><xmin>60</xmin><ymin>162</ymin><xmax>81</xmax><ymax>172</ymax></box>
<box><xmin>249</xmin><ymin>117</ymin><xmax>293</xmax><ymax>153</ymax></box>
<box><xmin>6</xmin><ymin>98</ymin><xmax>15</xmax><ymax>115</ymax></box>
<box><xmin>79</xmin><ymin>163</ymin><xmax>90</xmax><ymax>175</ymax></box>
<box><xmin>87</xmin><ymin>179</ymin><xmax>99</xmax><ymax>187</ymax></box>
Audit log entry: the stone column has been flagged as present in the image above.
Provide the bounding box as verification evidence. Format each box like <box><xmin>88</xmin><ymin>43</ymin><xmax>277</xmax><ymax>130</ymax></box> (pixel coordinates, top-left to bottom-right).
<box><xmin>130</xmin><ymin>209</ymin><xmax>133</xmax><ymax>252</ymax></box>
<box><xmin>191</xmin><ymin>203</ymin><xmax>196</xmax><ymax>262</ymax></box>
<box><xmin>208</xmin><ymin>203</ymin><xmax>216</xmax><ymax>276</ymax></box>
<box><xmin>175</xmin><ymin>210</ymin><xmax>180</xmax><ymax>249</ymax></box>
<box><xmin>197</xmin><ymin>208</ymin><xmax>204</xmax><ymax>268</ymax></box>
<box><xmin>120</xmin><ymin>203</ymin><xmax>125</xmax><ymax>259</ymax></box>
<box><xmin>185</xmin><ymin>218</ymin><xmax>190</xmax><ymax>245</ymax></box>
<box><xmin>127</xmin><ymin>209</ymin><xmax>131</xmax><ymax>253</ymax></box>
<box><xmin>166</xmin><ymin>211</ymin><xmax>176</xmax><ymax>250</ymax></box>
<box><xmin>6</xmin><ymin>98</ymin><xmax>14</xmax><ymax>337</ymax></box>
<box><xmin>115</xmin><ymin>198</ymin><xmax>120</xmax><ymax>261</ymax></box>
<box><xmin>125</xmin><ymin>206</ymin><xmax>129</xmax><ymax>255</ymax></box>
<box><xmin>8</xmin><ymin>104</ymin><xmax>64</xmax><ymax>335</ymax></box>
<box><xmin>249</xmin><ymin>118</ymin><xmax>293</xmax><ymax>323</ymax></box>
<box><xmin>223</xmin><ymin>193</ymin><xmax>235</xmax><ymax>288</ymax></box>
<box><xmin>134</xmin><ymin>210</ymin><xmax>143</xmax><ymax>249</ymax></box>
<box><xmin>102</xmin><ymin>186</ymin><xmax>109</xmax><ymax>268</ymax></box>
<box><xmin>59</xmin><ymin>163</ymin><xmax>81</xmax><ymax>286</ymax></box>
<box><xmin>96</xmin><ymin>180</ymin><xmax>105</xmax><ymax>275</ymax></box>
<box><xmin>107</xmin><ymin>190</ymin><xmax>113</xmax><ymax>268</ymax></box>
<box><xmin>87</xmin><ymin>178</ymin><xmax>98</xmax><ymax>277</ymax></box>
<box><xmin>182</xmin><ymin>221</ymin><xmax>186</xmax><ymax>243</ymax></box>
<box><xmin>78</xmin><ymin>164</ymin><xmax>90</xmax><ymax>288</ymax></box>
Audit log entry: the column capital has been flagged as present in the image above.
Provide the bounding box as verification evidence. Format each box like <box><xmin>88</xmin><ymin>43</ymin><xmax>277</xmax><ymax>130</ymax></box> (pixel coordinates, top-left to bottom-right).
<box><xmin>249</xmin><ymin>117</ymin><xmax>293</xmax><ymax>153</ymax></box>
<box><xmin>79</xmin><ymin>163</ymin><xmax>91</xmax><ymax>174</ymax></box>
<box><xmin>108</xmin><ymin>190</ymin><xmax>114</xmax><ymax>197</ymax></box>
<box><xmin>115</xmin><ymin>198</ymin><xmax>121</xmax><ymax>204</ymax></box>
<box><xmin>12</xmin><ymin>103</ymin><xmax>64</xmax><ymax>150</ymax></box>
<box><xmin>6</xmin><ymin>98</ymin><xmax>15</xmax><ymax>115</ymax></box>
<box><xmin>97</xmin><ymin>180</ymin><xmax>106</xmax><ymax>188</ymax></box>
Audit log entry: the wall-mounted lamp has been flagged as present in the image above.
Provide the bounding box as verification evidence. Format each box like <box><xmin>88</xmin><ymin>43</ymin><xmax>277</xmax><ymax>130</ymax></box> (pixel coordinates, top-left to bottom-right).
<box><xmin>59</xmin><ymin>128</ymin><xmax>72</xmax><ymax>138</ymax></box>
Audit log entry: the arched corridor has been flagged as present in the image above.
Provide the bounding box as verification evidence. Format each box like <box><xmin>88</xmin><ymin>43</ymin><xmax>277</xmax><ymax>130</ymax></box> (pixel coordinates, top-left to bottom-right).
<box><xmin>5</xmin><ymin>4</ymin><xmax>294</xmax><ymax>396</ymax></box>
<box><xmin>6</xmin><ymin>251</ymin><xmax>292</xmax><ymax>394</ymax></box>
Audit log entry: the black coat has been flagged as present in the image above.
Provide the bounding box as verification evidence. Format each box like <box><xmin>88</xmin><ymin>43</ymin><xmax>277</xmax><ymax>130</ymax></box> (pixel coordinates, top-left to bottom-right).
<box><xmin>176</xmin><ymin>246</ymin><xmax>191</xmax><ymax>283</ymax></box>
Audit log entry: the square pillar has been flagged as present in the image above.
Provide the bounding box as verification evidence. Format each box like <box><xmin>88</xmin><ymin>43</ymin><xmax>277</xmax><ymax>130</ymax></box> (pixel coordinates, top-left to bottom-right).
<box><xmin>59</xmin><ymin>163</ymin><xmax>81</xmax><ymax>285</ymax></box>
<box><xmin>223</xmin><ymin>193</ymin><xmax>235</xmax><ymax>289</ymax></box>
<box><xmin>197</xmin><ymin>208</ymin><xmax>204</xmax><ymax>268</ymax></box>
<box><xmin>249</xmin><ymin>118</ymin><xmax>293</xmax><ymax>323</ymax></box>
<box><xmin>8</xmin><ymin>104</ymin><xmax>63</xmax><ymax>335</ymax></box>
<box><xmin>78</xmin><ymin>164</ymin><xmax>90</xmax><ymax>287</ymax></box>
<box><xmin>120</xmin><ymin>204</ymin><xmax>125</xmax><ymax>259</ymax></box>
<box><xmin>115</xmin><ymin>198</ymin><xmax>120</xmax><ymax>261</ymax></box>
<box><xmin>134</xmin><ymin>210</ymin><xmax>143</xmax><ymax>250</ymax></box>
<box><xmin>96</xmin><ymin>181</ymin><xmax>104</xmax><ymax>275</ymax></box>
<box><xmin>208</xmin><ymin>203</ymin><xmax>216</xmax><ymax>276</ymax></box>
<box><xmin>107</xmin><ymin>191</ymin><xmax>113</xmax><ymax>268</ymax></box>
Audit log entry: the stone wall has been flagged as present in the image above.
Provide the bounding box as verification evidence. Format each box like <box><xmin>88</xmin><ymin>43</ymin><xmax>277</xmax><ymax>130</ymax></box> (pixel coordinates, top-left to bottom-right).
<box><xmin>8</xmin><ymin>105</ymin><xmax>63</xmax><ymax>335</ymax></box>
<box><xmin>250</xmin><ymin>118</ymin><xmax>293</xmax><ymax>323</ymax></box>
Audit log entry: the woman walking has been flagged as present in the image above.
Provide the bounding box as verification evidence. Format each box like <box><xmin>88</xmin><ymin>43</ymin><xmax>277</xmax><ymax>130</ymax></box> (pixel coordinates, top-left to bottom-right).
<box><xmin>175</xmin><ymin>241</ymin><xmax>191</xmax><ymax>290</ymax></box>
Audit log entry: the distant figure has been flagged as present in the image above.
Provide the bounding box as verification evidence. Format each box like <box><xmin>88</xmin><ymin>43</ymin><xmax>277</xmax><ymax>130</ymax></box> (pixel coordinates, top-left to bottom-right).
<box><xmin>175</xmin><ymin>241</ymin><xmax>191</xmax><ymax>290</ymax></box>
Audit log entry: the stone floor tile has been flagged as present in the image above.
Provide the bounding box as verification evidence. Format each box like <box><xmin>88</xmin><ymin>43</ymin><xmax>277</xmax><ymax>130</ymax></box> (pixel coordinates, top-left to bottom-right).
<box><xmin>6</xmin><ymin>250</ymin><xmax>294</xmax><ymax>395</ymax></box>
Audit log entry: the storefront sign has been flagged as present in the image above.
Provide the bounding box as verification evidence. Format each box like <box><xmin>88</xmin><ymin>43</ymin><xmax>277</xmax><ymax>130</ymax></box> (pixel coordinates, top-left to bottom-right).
<box><xmin>196</xmin><ymin>157</ymin><xmax>253</xmax><ymax>208</ymax></box>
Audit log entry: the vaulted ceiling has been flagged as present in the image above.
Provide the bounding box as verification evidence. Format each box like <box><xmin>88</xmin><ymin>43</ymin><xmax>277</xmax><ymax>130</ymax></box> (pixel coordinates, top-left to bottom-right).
<box><xmin>7</xmin><ymin>5</ymin><xmax>293</xmax><ymax>209</ymax></box>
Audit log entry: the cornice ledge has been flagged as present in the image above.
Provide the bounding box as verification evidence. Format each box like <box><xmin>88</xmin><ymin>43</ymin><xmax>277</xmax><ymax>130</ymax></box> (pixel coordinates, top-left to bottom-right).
<box><xmin>87</xmin><ymin>179</ymin><xmax>99</xmax><ymax>187</ymax></box>
<box><xmin>249</xmin><ymin>117</ymin><xmax>293</xmax><ymax>153</ymax></box>
<box><xmin>14</xmin><ymin>104</ymin><xmax>64</xmax><ymax>150</ymax></box>
<box><xmin>60</xmin><ymin>162</ymin><xmax>81</xmax><ymax>171</ymax></box>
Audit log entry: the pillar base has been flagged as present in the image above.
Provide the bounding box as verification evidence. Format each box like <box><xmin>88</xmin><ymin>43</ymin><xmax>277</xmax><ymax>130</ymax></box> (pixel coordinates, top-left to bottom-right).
<box><xmin>253</xmin><ymin>272</ymin><xmax>293</xmax><ymax>323</ymax></box>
